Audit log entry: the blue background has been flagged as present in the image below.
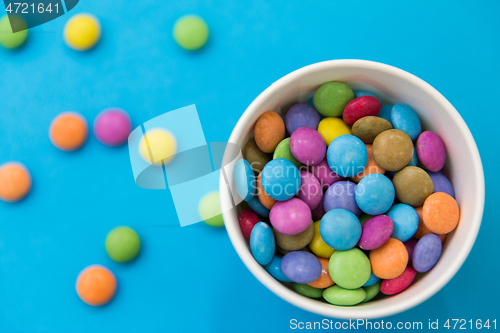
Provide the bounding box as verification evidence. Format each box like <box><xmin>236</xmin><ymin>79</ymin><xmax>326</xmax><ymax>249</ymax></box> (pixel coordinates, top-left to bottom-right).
<box><xmin>0</xmin><ymin>0</ymin><xmax>498</xmax><ymax>332</ymax></box>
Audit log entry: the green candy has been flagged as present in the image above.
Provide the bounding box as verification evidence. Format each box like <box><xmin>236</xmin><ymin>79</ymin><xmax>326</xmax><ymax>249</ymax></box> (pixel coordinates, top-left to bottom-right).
<box><xmin>105</xmin><ymin>226</ymin><xmax>141</xmax><ymax>262</ymax></box>
<box><xmin>313</xmin><ymin>82</ymin><xmax>354</xmax><ymax>117</ymax></box>
<box><xmin>323</xmin><ymin>285</ymin><xmax>366</xmax><ymax>306</ymax></box>
<box><xmin>292</xmin><ymin>283</ymin><xmax>324</xmax><ymax>299</ymax></box>
<box><xmin>198</xmin><ymin>191</ymin><xmax>224</xmax><ymax>227</ymax></box>
<box><xmin>273</xmin><ymin>138</ymin><xmax>302</xmax><ymax>168</ymax></box>
<box><xmin>173</xmin><ymin>15</ymin><xmax>209</xmax><ymax>50</ymax></box>
<box><xmin>329</xmin><ymin>248</ymin><xmax>371</xmax><ymax>289</ymax></box>
<box><xmin>362</xmin><ymin>280</ymin><xmax>381</xmax><ymax>303</ymax></box>
<box><xmin>0</xmin><ymin>15</ymin><xmax>28</xmax><ymax>49</ymax></box>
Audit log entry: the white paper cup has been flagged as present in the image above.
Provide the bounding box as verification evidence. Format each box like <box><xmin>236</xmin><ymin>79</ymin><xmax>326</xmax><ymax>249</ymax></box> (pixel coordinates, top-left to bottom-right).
<box><xmin>220</xmin><ymin>60</ymin><xmax>484</xmax><ymax>319</ymax></box>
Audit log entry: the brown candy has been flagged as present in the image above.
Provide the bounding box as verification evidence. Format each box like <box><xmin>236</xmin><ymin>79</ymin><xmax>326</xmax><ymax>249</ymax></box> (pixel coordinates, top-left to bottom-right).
<box><xmin>392</xmin><ymin>166</ymin><xmax>433</xmax><ymax>207</ymax></box>
<box><xmin>257</xmin><ymin>172</ymin><xmax>276</xmax><ymax>209</ymax></box>
<box><xmin>372</xmin><ymin>129</ymin><xmax>414</xmax><ymax>171</ymax></box>
<box><xmin>352</xmin><ymin>116</ymin><xmax>392</xmax><ymax>144</ymax></box>
<box><xmin>243</xmin><ymin>138</ymin><xmax>272</xmax><ymax>174</ymax></box>
<box><xmin>274</xmin><ymin>221</ymin><xmax>314</xmax><ymax>251</ymax></box>
<box><xmin>254</xmin><ymin>111</ymin><xmax>285</xmax><ymax>153</ymax></box>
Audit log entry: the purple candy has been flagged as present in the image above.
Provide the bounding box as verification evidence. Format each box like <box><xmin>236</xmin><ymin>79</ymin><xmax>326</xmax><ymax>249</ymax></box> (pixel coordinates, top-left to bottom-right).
<box><xmin>310</xmin><ymin>158</ymin><xmax>344</xmax><ymax>189</ymax></box>
<box><xmin>428</xmin><ymin>171</ymin><xmax>455</xmax><ymax>198</ymax></box>
<box><xmin>281</xmin><ymin>251</ymin><xmax>322</xmax><ymax>284</ymax></box>
<box><xmin>413</xmin><ymin>234</ymin><xmax>442</xmax><ymax>273</ymax></box>
<box><xmin>290</xmin><ymin>127</ymin><xmax>326</xmax><ymax>166</ymax></box>
<box><xmin>311</xmin><ymin>195</ymin><xmax>326</xmax><ymax>221</ymax></box>
<box><xmin>358</xmin><ymin>215</ymin><xmax>393</xmax><ymax>250</ymax></box>
<box><xmin>270</xmin><ymin>198</ymin><xmax>312</xmax><ymax>235</ymax></box>
<box><xmin>323</xmin><ymin>181</ymin><xmax>362</xmax><ymax>216</ymax></box>
<box><xmin>416</xmin><ymin>131</ymin><xmax>446</xmax><ymax>172</ymax></box>
<box><xmin>297</xmin><ymin>170</ymin><xmax>322</xmax><ymax>210</ymax></box>
<box><xmin>404</xmin><ymin>238</ymin><xmax>418</xmax><ymax>265</ymax></box>
<box><xmin>285</xmin><ymin>103</ymin><xmax>321</xmax><ymax>135</ymax></box>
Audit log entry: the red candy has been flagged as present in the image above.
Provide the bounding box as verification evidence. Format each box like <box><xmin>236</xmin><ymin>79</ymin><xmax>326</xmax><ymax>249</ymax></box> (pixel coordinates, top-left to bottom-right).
<box><xmin>380</xmin><ymin>266</ymin><xmax>417</xmax><ymax>295</ymax></box>
<box><xmin>342</xmin><ymin>96</ymin><xmax>381</xmax><ymax>126</ymax></box>
<box><xmin>239</xmin><ymin>209</ymin><xmax>261</xmax><ymax>240</ymax></box>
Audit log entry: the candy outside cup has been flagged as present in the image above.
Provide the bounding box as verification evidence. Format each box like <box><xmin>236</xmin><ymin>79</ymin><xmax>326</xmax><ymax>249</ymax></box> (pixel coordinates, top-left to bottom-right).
<box><xmin>220</xmin><ymin>60</ymin><xmax>484</xmax><ymax>319</ymax></box>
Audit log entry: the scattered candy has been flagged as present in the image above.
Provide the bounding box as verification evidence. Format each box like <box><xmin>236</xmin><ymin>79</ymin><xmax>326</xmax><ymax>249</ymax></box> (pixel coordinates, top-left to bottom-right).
<box><xmin>342</xmin><ymin>96</ymin><xmax>381</xmax><ymax>126</ymax></box>
<box><xmin>0</xmin><ymin>15</ymin><xmax>28</xmax><ymax>49</ymax></box>
<box><xmin>320</xmin><ymin>209</ymin><xmax>362</xmax><ymax>251</ymax></box>
<box><xmin>64</xmin><ymin>14</ymin><xmax>101</xmax><ymax>51</ymax></box>
<box><xmin>273</xmin><ymin>138</ymin><xmax>301</xmax><ymax>168</ymax></box>
<box><xmin>270</xmin><ymin>198</ymin><xmax>311</xmax><ymax>235</ymax></box>
<box><xmin>198</xmin><ymin>191</ymin><xmax>224</xmax><ymax>227</ymax></box>
<box><xmin>329</xmin><ymin>248</ymin><xmax>371</xmax><ymax>289</ymax></box>
<box><xmin>313</xmin><ymin>82</ymin><xmax>354</xmax><ymax>117</ymax></box>
<box><xmin>327</xmin><ymin>135</ymin><xmax>368</xmax><ymax>178</ymax></box>
<box><xmin>93</xmin><ymin>108</ymin><xmax>132</xmax><ymax>146</ymax></box>
<box><xmin>138</xmin><ymin>128</ymin><xmax>177</xmax><ymax>165</ymax></box>
<box><xmin>290</xmin><ymin>127</ymin><xmax>326</xmax><ymax>166</ymax></box>
<box><xmin>293</xmin><ymin>283</ymin><xmax>324</xmax><ymax>299</ymax></box>
<box><xmin>0</xmin><ymin>162</ymin><xmax>31</xmax><ymax>202</ymax></box>
<box><xmin>285</xmin><ymin>103</ymin><xmax>321</xmax><ymax>135</ymax></box>
<box><xmin>173</xmin><ymin>15</ymin><xmax>209</xmax><ymax>50</ymax></box>
<box><xmin>372</xmin><ymin>129</ymin><xmax>414</xmax><ymax>171</ymax></box>
<box><xmin>250</xmin><ymin>222</ymin><xmax>275</xmax><ymax>265</ymax></box>
<box><xmin>416</xmin><ymin>131</ymin><xmax>446</xmax><ymax>172</ymax></box>
<box><xmin>254</xmin><ymin>111</ymin><xmax>285</xmax><ymax>153</ymax></box>
<box><xmin>422</xmin><ymin>192</ymin><xmax>459</xmax><ymax>234</ymax></box>
<box><xmin>392</xmin><ymin>166</ymin><xmax>433</xmax><ymax>207</ymax></box>
<box><xmin>369</xmin><ymin>238</ymin><xmax>408</xmax><ymax>279</ymax></box>
<box><xmin>76</xmin><ymin>265</ymin><xmax>116</xmax><ymax>306</ymax></box>
<box><xmin>391</xmin><ymin>104</ymin><xmax>422</xmax><ymax>141</ymax></box>
<box><xmin>386</xmin><ymin>204</ymin><xmax>419</xmax><ymax>242</ymax></box>
<box><xmin>323</xmin><ymin>285</ymin><xmax>366</xmax><ymax>306</ymax></box>
<box><xmin>281</xmin><ymin>251</ymin><xmax>322</xmax><ymax>284</ymax></box>
<box><xmin>413</xmin><ymin>233</ymin><xmax>442</xmax><ymax>273</ymax></box>
<box><xmin>49</xmin><ymin>112</ymin><xmax>88</xmax><ymax>151</ymax></box>
<box><xmin>358</xmin><ymin>215</ymin><xmax>393</xmax><ymax>250</ymax></box>
<box><xmin>105</xmin><ymin>226</ymin><xmax>141</xmax><ymax>262</ymax></box>
<box><xmin>318</xmin><ymin>117</ymin><xmax>351</xmax><ymax>145</ymax></box>
<box><xmin>234</xmin><ymin>159</ymin><xmax>256</xmax><ymax>202</ymax></box>
<box><xmin>380</xmin><ymin>266</ymin><xmax>417</xmax><ymax>295</ymax></box>
<box><xmin>308</xmin><ymin>220</ymin><xmax>335</xmax><ymax>259</ymax></box>
<box><xmin>274</xmin><ymin>221</ymin><xmax>314</xmax><ymax>251</ymax></box>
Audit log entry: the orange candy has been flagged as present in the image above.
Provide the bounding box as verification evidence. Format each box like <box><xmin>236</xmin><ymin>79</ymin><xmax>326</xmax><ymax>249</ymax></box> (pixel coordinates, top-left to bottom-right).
<box><xmin>254</xmin><ymin>111</ymin><xmax>285</xmax><ymax>153</ymax></box>
<box><xmin>422</xmin><ymin>192</ymin><xmax>459</xmax><ymax>234</ymax></box>
<box><xmin>257</xmin><ymin>172</ymin><xmax>276</xmax><ymax>209</ymax></box>
<box><xmin>76</xmin><ymin>265</ymin><xmax>117</xmax><ymax>306</ymax></box>
<box><xmin>308</xmin><ymin>257</ymin><xmax>334</xmax><ymax>289</ymax></box>
<box><xmin>369</xmin><ymin>238</ymin><xmax>408</xmax><ymax>279</ymax></box>
<box><xmin>351</xmin><ymin>144</ymin><xmax>385</xmax><ymax>183</ymax></box>
<box><xmin>0</xmin><ymin>162</ymin><xmax>31</xmax><ymax>202</ymax></box>
<box><xmin>413</xmin><ymin>206</ymin><xmax>447</xmax><ymax>242</ymax></box>
<box><xmin>50</xmin><ymin>112</ymin><xmax>88</xmax><ymax>151</ymax></box>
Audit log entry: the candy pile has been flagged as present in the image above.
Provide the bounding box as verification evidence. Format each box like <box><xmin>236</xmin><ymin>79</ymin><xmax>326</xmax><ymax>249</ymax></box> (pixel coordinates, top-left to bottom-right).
<box><xmin>235</xmin><ymin>82</ymin><xmax>458</xmax><ymax>306</ymax></box>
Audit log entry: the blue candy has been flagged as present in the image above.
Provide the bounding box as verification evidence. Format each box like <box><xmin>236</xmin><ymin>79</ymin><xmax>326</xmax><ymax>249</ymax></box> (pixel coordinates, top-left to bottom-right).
<box><xmin>323</xmin><ymin>181</ymin><xmax>362</xmax><ymax>216</ymax></box>
<box><xmin>428</xmin><ymin>171</ymin><xmax>455</xmax><ymax>198</ymax></box>
<box><xmin>355</xmin><ymin>174</ymin><xmax>395</xmax><ymax>215</ymax></box>
<box><xmin>391</xmin><ymin>104</ymin><xmax>422</xmax><ymax>141</ymax></box>
<box><xmin>378</xmin><ymin>105</ymin><xmax>393</xmax><ymax>124</ymax></box>
<box><xmin>234</xmin><ymin>159</ymin><xmax>256</xmax><ymax>202</ymax></box>
<box><xmin>362</xmin><ymin>272</ymin><xmax>380</xmax><ymax>287</ymax></box>
<box><xmin>250</xmin><ymin>222</ymin><xmax>275</xmax><ymax>265</ymax></box>
<box><xmin>285</xmin><ymin>103</ymin><xmax>321</xmax><ymax>135</ymax></box>
<box><xmin>264</xmin><ymin>255</ymin><xmax>292</xmax><ymax>282</ymax></box>
<box><xmin>320</xmin><ymin>209</ymin><xmax>362</xmax><ymax>251</ymax></box>
<box><xmin>353</xmin><ymin>90</ymin><xmax>383</xmax><ymax>105</ymax></box>
<box><xmin>247</xmin><ymin>196</ymin><xmax>270</xmax><ymax>218</ymax></box>
<box><xmin>387</xmin><ymin>204</ymin><xmax>419</xmax><ymax>242</ymax></box>
<box><xmin>281</xmin><ymin>251</ymin><xmax>322</xmax><ymax>284</ymax></box>
<box><xmin>261</xmin><ymin>158</ymin><xmax>301</xmax><ymax>201</ymax></box>
<box><xmin>413</xmin><ymin>233</ymin><xmax>442</xmax><ymax>273</ymax></box>
<box><xmin>327</xmin><ymin>135</ymin><xmax>368</xmax><ymax>178</ymax></box>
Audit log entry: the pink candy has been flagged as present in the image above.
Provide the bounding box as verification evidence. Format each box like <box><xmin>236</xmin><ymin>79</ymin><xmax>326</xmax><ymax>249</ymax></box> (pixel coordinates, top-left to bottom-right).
<box><xmin>270</xmin><ymin>198</ymin><xmax>311</xmax><ymax>235</ymax></box>
<box><xmin>310</xmin><ymin>158</ymin><xmax>343</xmax><ymax>189</ymax></box>
<box><xmin>416</xmin><ymin>131</ymin><xmax>446</xmax><ymax>172</ymax></box>
<box><xmin>342</xmin><ymin>96</ymin><xmax>381</xmax><ymax>126</ymax></box>
<box><xmin>297</xmin><ymin>171</ymin><xmax>322</xmax><ymax>210</ymax></box>
<box><xmin>290</xmin><ymin>127</ymin><xmax>326</xmax><ymax>166</ymax></box>
<box><xmin>380</xmin><ymin>266</ymin><xmax>417</xmax><ymax>295</ymax></box>
<box><xmin>93</xmin><ymin>109</ymin><xmax>132</xmax><ymax>146</ymax></box>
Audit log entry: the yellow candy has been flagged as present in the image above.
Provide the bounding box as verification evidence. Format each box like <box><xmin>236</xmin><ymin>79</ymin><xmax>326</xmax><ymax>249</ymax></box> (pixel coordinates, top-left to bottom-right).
<box><xmin>64</xmin><ymin>14</ymin><xmax>101</xmax><ymax>51</ymax></box>
<box><xmin>308</xmin><ymin>220</ymin><xmax>335</xmax><ymax>258</ymax></box>
<box><xmin>139</xmin><ymin>128</ymin><xmax>177</xmax><ymax>165</ymax></box>
<box><xmin>318</xmin><ymin>117</ymin><xmax>351</xmax><ymax>146</ymax></box>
